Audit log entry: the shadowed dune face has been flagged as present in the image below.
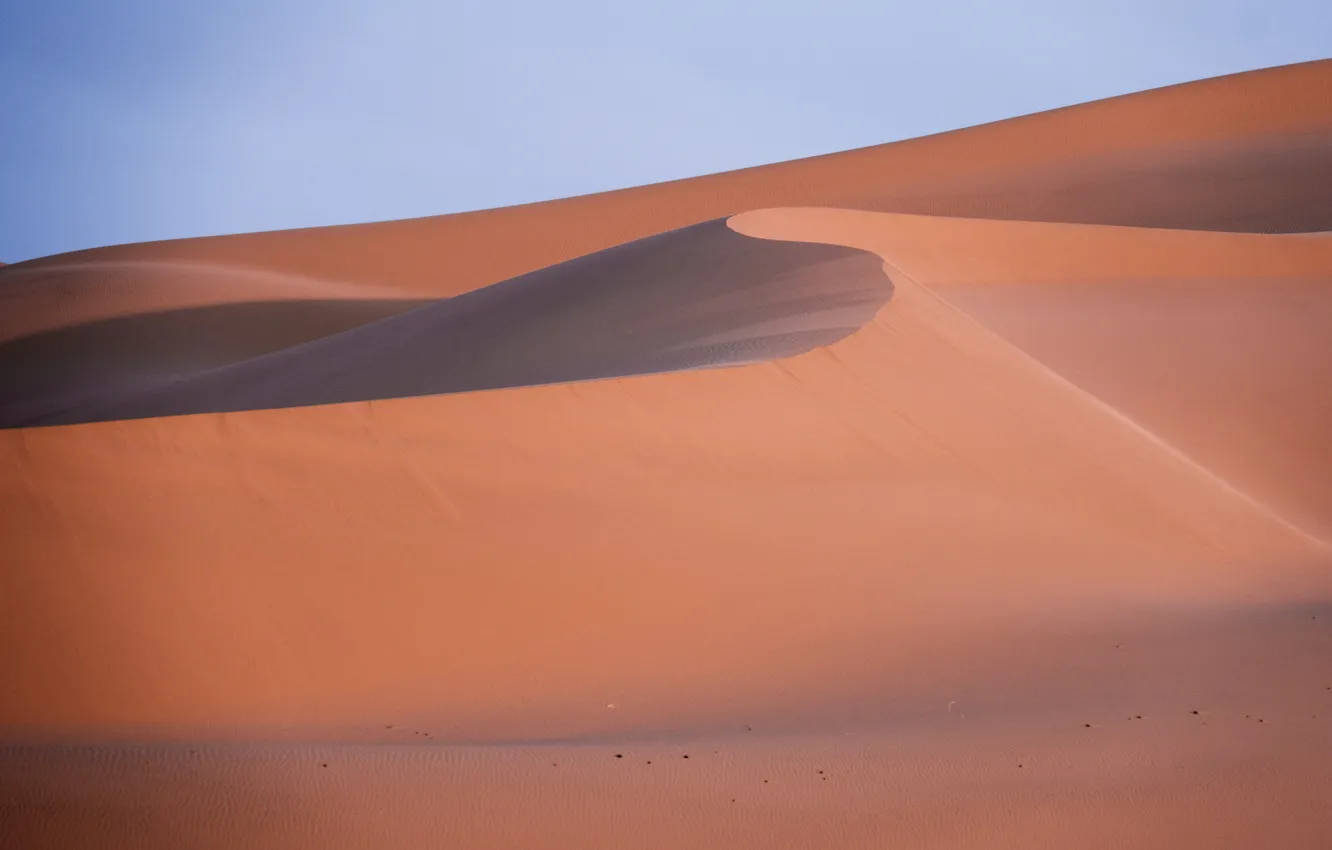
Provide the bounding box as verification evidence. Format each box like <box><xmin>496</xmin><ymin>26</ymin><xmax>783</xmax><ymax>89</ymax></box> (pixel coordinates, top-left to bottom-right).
<box><xmin>3</xmin><ymin>217</ymin><xmax>1327</xmax><ymax>738</ymax></box>
<box><xmin>0</xmin><ymin>300</ymin><xmax>432</xmax><ymax>427</ymax></box>
<box><xmin>7</xmin><ymin>221</ymin><xmax>892</xmax><ymax>428</ymax></box>
<box><xmin>5</xmin><ymin>61</ymin><xmax>1332</xmax><ymax>850</ymax></box>
<box><xmin>0</xmin><ymin>260</ymin><xmax>421</xmax><ymax>344</ymax></box>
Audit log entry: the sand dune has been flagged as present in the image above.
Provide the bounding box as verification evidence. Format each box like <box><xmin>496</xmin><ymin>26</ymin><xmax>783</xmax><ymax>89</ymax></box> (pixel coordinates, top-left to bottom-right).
<box><xmin>4</xmin><ymin>221</ymin><xmax>890</xmax><ymax>428</ymax></box>
<box><xmin>731</xmin><ymin>207</ymin><xmax>1332</xmax><ymax>541</ymax></box>
<box><xmin>3</xmin><ymin>58</ymin><xmax>1331</xmax><ymax>301</ymax></box>
<box><xmin>0</xmin><ymin>260</ymin><xmax>422</xmax><ymax>344</ymax></box>
<box><xmin>3</xmin><ymin>61</ymin><xmax>1332</xmax><ymax>848</ymax></box>
<box><xmin>0</xmin><ymin>299</ymin><xmax>434</xmax><ymax>427</ymax></box>
<box><xmin>3</xmin><ymin>217</ymin><xmax>1326</xmax><ymax>737</ymax></box>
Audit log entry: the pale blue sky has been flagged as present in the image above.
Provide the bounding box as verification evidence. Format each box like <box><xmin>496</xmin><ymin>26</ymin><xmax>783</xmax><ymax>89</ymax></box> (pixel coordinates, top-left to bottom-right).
<box><xmin>1</xmin><ymin>1</ymin><xmax>1328</xmax><ymax>262</ymax></box>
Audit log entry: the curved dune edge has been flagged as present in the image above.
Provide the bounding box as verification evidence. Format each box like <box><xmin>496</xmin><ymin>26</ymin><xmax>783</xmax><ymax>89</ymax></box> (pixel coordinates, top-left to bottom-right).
<box><xmin>7</xmin><ymin>60</ymin><xmax>1332</xmax><ymax>297</ymax></box>
<box><xmin>728</xmin><ymin>207</ymin><xmax>1332</xmax><ymax>284</ymax></box>
<box><xmin>1</xmin><ymin>221</ymin><xmax>892</xmax><ymax>428</ymax></box>
<box><xmin>729</xmin><ymin>207</ymin><xmax>1332</xmax><ymax>542</ymax></box>
<box><xmin>4</xmin><ymin>211</ymin><xmax>1330</xmax><ymax>738</ymax></box>
<box><xmin>5</xmin><ymin>215</ymin><xmax>1332</xmax><ymax>850</ymax></box>
<box><xmin>6</xmin><ymin>61</ymin><xmax>1332</xmax><ymax>850</ymax></box>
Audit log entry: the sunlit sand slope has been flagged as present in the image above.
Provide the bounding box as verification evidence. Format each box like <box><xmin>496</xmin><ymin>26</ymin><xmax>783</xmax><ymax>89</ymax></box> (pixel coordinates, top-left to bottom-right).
<box><xmin>731</xmin><ymin>207</ymin><xmax>1332</xmax><ymax>540</ymax></box>
<box><xmin>2</xmin><ymin>61</ymin><xmax>1331</xmax><ymax>850</ymax></box>
<box><xmin>3</xmin><ymin>218</ymin><xmax>1326</xmax><ymax>734</ymax></box>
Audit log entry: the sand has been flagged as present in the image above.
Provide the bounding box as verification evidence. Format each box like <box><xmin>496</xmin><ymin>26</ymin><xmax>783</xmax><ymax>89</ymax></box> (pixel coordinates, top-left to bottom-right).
<box><xmin>2</xmin><ymin>61</ymin><xmax>1331</xmax><ymax>848</ymax></box>
<box><xmin>4</xmin><ymin>58</ymin><xmax>1332</xmax><ymax>300</ymax></box>
<box><xmin>3</xmin><ymin>221</ymin><xmax>891</xmax><ymax>427</ymax></box>
<box><xmin>729</xmin><ymin>208</ymin><xmax>1332</xmax><ymax>542</ymax></box>
<box><xmin>0</xmin><ymin>260</ymin><xmax>422</xmax><ymax>343</ymax></box>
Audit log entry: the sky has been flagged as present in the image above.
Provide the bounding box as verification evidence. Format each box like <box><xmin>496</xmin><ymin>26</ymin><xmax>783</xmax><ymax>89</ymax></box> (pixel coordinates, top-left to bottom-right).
<box><xmin>1</xmin><ymin>1</ymin><xmax>1329</xmax><ymax>262</ymax></box>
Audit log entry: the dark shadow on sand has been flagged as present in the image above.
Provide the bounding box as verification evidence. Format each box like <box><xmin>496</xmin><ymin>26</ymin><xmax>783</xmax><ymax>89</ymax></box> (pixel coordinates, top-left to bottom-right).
<box><xmin>4</xmin><ymin>221</ymin><xmax>892</xmax><ymax>428</ymax></box>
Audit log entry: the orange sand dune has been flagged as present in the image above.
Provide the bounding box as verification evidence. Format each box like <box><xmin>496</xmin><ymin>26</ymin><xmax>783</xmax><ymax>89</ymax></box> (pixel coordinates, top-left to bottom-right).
<box><xmin>4</xmin><ymin>227</ymin><xmax>1330</xmax><ymax>844</ymax></box>
<box><xmin>5</xmin><ymin>261</ymin><xmax>1326</xmax><ymax>733</ymax></box>
<box><xmin>3</xmin><ymin>61</ymin><xmax>1332</xmax><ymax>848</ymax></box>
<box><xmin>4</xmin><ymin>58</ymin><xmax>1331</xmax><ymax>306</ymax></box>
<box><xmin>731</xmin><ymin>208</ymin><xmax>1332</xmax><ymax>539</ymax></box>
<box><xmin>1</xmin><ymin>222</ymin><xmax>890</xmax><ymax>428</ymax></box>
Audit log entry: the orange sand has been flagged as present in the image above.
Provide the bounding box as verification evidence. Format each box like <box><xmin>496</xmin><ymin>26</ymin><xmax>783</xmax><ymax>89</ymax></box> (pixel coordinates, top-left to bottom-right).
<box><xmin>730</xmin><ymin>208</ymin><xmax>1332</xmax><ymax>540</ymax></box>
<box><xmin>4</xmin><ymin>58</ymin><xmax>1332</xmax><ymax>306</ymax></box>
<box><xmin>2</xmin><ymin>61</ymin><xmax>1331</xmax><ymax>848</ymax></box>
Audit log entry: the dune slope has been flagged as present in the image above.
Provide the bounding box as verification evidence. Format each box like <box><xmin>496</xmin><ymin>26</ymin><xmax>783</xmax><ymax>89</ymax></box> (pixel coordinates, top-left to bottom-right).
<box><xmin>731</xmin><ymin>207</ymin><xmax>1332</xmax><ymax>540</ymax></box>
<box><xmin>3</xmin><ymin>59</ymin><xmax>1331</xmax><ymax>302</ymax></box>
<box><xmin>3</xmin><ymin>61</ymin><xmax>1331</xmax><ymax>849</ymax></box>
<box><xmin>5</xmin><ymin>221</ymin><xmax>891</xmax><ymax>428</ymax></box>
<box><xmin>4</xmin><ymin>217</ymin><xmax>1327</xmax><ymax>734</ymax></box>
<box><xmin>0</xmin><ymin>260</ymin><xmax>423</xmax><ymax>343</ymax></box>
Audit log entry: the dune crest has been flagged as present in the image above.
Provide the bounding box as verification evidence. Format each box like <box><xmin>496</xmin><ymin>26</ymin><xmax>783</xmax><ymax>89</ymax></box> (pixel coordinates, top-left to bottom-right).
<box><xmin>6</xmin><ymin>59</ymin><xmax>1332</xmax><ymax>299</ymax></box>
<box><xmin>4</xmin><ymin>212</ymin><xmax>1328</xmax><ymax>736</ymax></box>
<box><xmin>731</xmin><ymin>207</ymin><xmax>1332</xmax><ymax>541</ymax></box>
<box><xmin>1</xmin><ymin>221</ymin><xmax>892</xmax><ymax>428</ymax></box>
<box><xmin>5</xmin><ymin>61</ymin><xmax>1332</xmax><ymax>849</ymax></box>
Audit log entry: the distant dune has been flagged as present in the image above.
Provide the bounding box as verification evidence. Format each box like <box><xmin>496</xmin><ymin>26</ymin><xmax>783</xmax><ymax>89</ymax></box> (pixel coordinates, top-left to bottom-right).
<box><xmin>8</xmin><ymin>59</ymin><xmax>1332</xmax><ymax>298</ymax></box>
<box><xmin>2</xmin><ymin>61</ymin><xmax>1331</xmax><ymax>849</ymax></box>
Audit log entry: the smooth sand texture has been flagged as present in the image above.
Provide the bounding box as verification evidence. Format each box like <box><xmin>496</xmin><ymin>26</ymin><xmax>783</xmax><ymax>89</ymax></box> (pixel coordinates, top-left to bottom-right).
<box><xmin>0</xmin><ymin>299</ymin><xmax>432</xmax><ymax>427</ymax></box>
<box><xmin>5</xmin><ymin>221</ymin><xmax>891</xmax><ymax>427</ymax></box>
<box><xmin>6</xmin><ymin>623</ymin><xmax>1332</xmax><ymax>850</ymax></box>
<box><xmin>942</xmin><ymin>280</ymin><xmax>1332</xmax><ymax>540</ymax></box>
<box><xmin>6</xmin><ymin>269</ymin><xmax>1327</xmax><ymax>730</ymax></box>
<box><xmin>3</xmin><ymin>61</ymin><xmax>1332</xmax><ymax>848</ymax></box>
<box><xmin>0</xmin><ymin>260</ymin><xmax>422</xmax><ymax>344</ymax></box>
<box><xmin>730</xmin><ymin>208</ymin><xmax>1332</xmax><ymax>542</ymax></box>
